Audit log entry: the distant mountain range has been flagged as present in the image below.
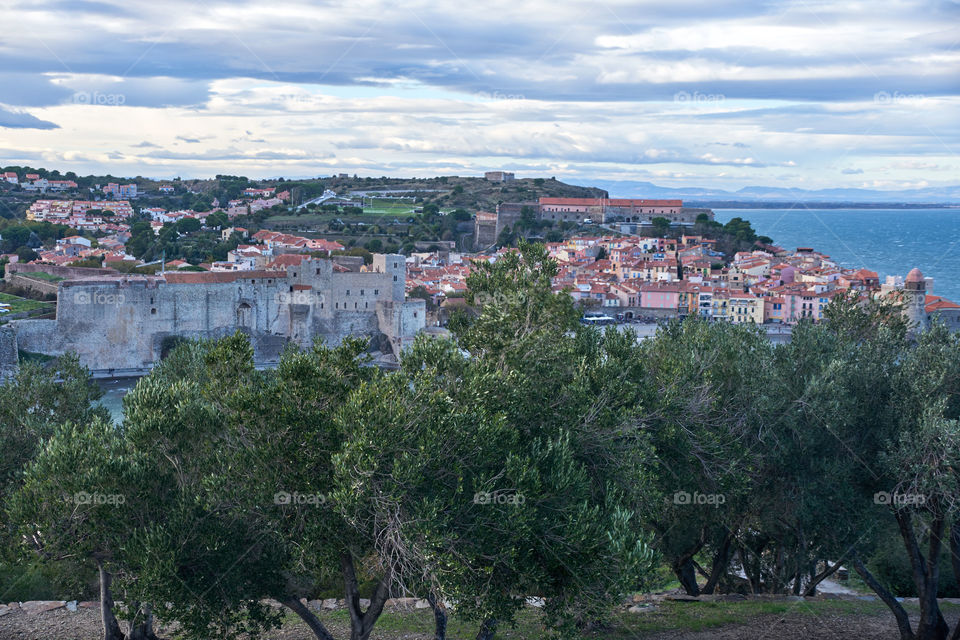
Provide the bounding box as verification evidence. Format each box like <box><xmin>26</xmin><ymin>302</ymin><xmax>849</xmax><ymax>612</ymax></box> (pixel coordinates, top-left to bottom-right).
<box><xmin>587</xmin><ymin>180</ymin><xmax>960</xmax><ymax>205</ymax></box>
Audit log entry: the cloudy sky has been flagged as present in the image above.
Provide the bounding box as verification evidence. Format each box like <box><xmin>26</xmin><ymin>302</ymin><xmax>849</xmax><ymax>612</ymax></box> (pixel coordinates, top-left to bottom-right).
<box><xmin>0</xmin><ymin>0</ymin><xmax>957</xmax><ymax>190</ymax></box>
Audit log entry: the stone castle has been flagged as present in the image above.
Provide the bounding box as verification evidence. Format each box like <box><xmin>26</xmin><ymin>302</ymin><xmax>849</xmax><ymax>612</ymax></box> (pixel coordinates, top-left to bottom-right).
<box><xmin>10</xmin><ymin>254</ymin><xmax>425</xmax><ymax>374</ymax></box>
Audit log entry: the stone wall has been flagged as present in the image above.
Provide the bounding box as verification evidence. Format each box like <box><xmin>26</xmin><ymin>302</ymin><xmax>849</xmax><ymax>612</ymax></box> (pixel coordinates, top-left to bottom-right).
<box><xmin>6</xmin><ymin>274</ymin><xmax>59</xmax><ymax>296</ymax></box>
<box><xmin>0</xmin><ymin>326</ymin><xmax>17</xmax><ymax>379</ymax></box>
<box><xmin>6</xmin><ymin>263</ymin><xmax>116</xmax><ymax>279</ymax></box>
<box><xmin>9</xmin><ymin>254</ymin><xmax>425</xmax><ymax>372</ymax></box>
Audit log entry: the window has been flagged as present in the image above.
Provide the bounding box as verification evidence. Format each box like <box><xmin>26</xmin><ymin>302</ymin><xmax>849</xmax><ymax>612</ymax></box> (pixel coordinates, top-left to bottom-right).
<box><xmin>360</xmin><ymin>289</ymin><xmax>364</xmax><ymax>296</ymax></box>
<box><xmin>151</xmin><ymin>308</ymin><xmax>156</xmax><ymax>315</ymax></box>
<box><xmin>374</xmin><ymin>289</ymin><xmax>379</xmax><ymax>295</ymax></box>
<box><xmin>393</xmin><ymin>276</ymin><xmax>398</xmax><ymax>282</ymax></box>
<box><xmin>346</xmin><ymin>289</ymin><xmax>350</xmax><ymax>296</ymax></box>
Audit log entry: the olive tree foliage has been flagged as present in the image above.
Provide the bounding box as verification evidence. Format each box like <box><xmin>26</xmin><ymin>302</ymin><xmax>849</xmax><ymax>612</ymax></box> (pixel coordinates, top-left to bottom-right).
<box><xmin>0</xmin><ymin>356</ymin><xmax>112</xmax><ymax>630</ymax></box>
<box><xmin>333</xmin><ymin>242</ymin><xmax>658</xmax><ymax>640</ymax></box>
<box><xmin>8</xmin><ymin>419</ymin><xmax>165</xmax><ymax>640</ymax></box>
<box><xmin>864</xmin><ymin>324</ymin><xmax>960</xmax><ymax>640</ymax></box>
<box><xmin>637</xmin><ymin>318</ymin><xmax>772</xmax><ymax>596</ymax></box>
<box><xmin>0</xmin><ymin>355</ymin><xmax>108</xmax><ymax>501</ymax></box>
<box><xmin>115</xmin><ymin>336</ymin><xmax>288</xmax><ymax>640</ymax></box>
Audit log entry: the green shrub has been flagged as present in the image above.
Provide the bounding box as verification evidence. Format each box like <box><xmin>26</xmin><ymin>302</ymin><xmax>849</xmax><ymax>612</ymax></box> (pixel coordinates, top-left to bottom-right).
<box><xmin>868</xmin><ymin>533</ymin><xmax>959</xmax><ymax>597</ymax></box>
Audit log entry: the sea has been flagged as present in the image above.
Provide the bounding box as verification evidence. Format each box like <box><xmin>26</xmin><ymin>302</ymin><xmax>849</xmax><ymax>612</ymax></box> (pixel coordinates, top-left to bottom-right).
<box><xmin>714</xmin><ymin>208</ymin><xmax>960</xmax><ymax>303</ymax></box>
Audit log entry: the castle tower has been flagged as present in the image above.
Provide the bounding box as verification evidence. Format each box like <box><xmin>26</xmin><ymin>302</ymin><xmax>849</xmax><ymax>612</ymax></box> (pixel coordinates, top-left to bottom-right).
<box><xmin>904</xmin><ymin>267</ymin><xmax>927</xmax><ymax>330</ymax></box>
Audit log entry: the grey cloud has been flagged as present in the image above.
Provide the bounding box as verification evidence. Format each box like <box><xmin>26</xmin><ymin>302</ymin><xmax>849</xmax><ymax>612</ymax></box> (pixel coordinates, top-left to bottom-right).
<box><xmin>0</xmin><ymin>106</ymin><xmax>59</xmax><ymax>129</ymax></box>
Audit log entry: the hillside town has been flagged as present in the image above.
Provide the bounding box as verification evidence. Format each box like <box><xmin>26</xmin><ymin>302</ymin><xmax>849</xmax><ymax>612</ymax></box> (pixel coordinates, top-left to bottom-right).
<box><xmin>406</xmin><ymin>235</ymin><xmax>960</xmax><ymax>331</ymax></box>
<box><xmin>1</xmin><ymin>165</ymin><xmax>957</xmax><ymax>335</ymax></box>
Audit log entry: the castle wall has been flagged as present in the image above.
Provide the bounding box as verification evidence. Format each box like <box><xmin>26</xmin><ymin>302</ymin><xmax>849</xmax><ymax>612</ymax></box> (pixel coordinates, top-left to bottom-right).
<box><xmin>0</xmin><ymin>326</ymin><xmax>18</xmax><ymax>379</ymax></box>
<box><xmin>9</xmin><ymin>254</ymin><xmax>423</xmax><ymax>372</ymax></box>
<box><xmin>6</xmin><ymin>273</ymin><xmax>59</xmax><ymax>296</ymax></box>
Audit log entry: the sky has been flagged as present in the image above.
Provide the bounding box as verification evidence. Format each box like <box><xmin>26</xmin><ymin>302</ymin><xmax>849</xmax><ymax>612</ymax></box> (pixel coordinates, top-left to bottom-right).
<box><xmin>0</xmin><ymin>0</ymin><xmax>958</xmax><ymax>190</ymax></box>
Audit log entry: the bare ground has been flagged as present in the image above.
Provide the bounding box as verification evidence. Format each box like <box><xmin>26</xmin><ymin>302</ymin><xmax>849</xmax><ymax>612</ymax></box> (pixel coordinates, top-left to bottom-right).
<box><xmin>2</xmin><ymin>604</ymin><xmax>959</xmax><ymax>640</ymax></box>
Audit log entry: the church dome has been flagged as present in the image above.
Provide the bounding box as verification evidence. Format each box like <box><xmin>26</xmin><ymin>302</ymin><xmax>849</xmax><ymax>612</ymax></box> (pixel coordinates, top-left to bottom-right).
<box><xmin>906</xmin><ymin>268</ymin><xmax>924</xmax><ymax>283</ymax></box>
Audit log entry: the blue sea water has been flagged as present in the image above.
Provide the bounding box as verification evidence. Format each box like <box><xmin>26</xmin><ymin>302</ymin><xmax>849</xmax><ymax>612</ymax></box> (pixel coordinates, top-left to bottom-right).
<box><xmin>714</xmin><ymin>208</ymin><xmax>960</xmax><ymax>303</ymax></box>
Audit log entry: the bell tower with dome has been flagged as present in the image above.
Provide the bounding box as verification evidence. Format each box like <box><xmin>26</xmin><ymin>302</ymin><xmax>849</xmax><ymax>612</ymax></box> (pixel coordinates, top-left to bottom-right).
<box><xmin>904</xmin><ymin>267</ymin><xmax>927</xmax><ymax>330</ymax></box>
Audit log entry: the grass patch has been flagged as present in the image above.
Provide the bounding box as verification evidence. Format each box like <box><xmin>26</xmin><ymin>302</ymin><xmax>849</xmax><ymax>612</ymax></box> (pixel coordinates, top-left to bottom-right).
<box><xmin>619</xmin><ymin>599</ymin><xmax>887</xmax><ymax>635</ymax></box>
<box><xmin>18</xmin><ymin>349</ymin><xmax>55</xmax><ymax>364</ymax></box>
<box><xmin>0</xmin><ymin>292</ymin><xmax>52</xmax><ymax>314</ymax></box>
<box><xmin>25</xmin><ymin>272</ymin><xmax>64</xmax><ymax>282</ymax></box>
<box><xmin>275</xmin><ymin>597</ymin><xmax>915</xmax><ymax>639</ymax></box>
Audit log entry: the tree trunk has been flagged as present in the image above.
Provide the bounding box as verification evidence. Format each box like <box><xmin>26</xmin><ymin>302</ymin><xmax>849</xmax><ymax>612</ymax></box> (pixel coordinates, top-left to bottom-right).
<box><xmin>895</xmin><ymin>511</ymin><xmax>948</xmax><ymax>640</ymax></box>
<box><xmin>673</xmin><ymin>557</ymin><xmax>701</xmax><ymax>596</ymax></box>
<box><xmin>427</xmin><ymin>593</ymin><xmax>447</xmax><ymax>640</ymax></box>
<box><xmin>97</xmin><ymin>560</ymin><xmax>125</xmax><ymax>640</ymax></box>
<box><xmin>476</xmin><ymin>618</ymin><xmax>497</xmax><ymax>640</ymax></box>
<box><xmin>803</xmin><ymin>549</ymin><xmax>852</xmax><ymax>597</ymax></box>
<box><xmin>949</xmin><ymin>522</ymin><xmax>960</xmax><ymax>640</ymax></box>
<box><xmin>127</xmin><ymin>602</ymin><xmax>158</xmax><ymax>640</ymax></box>
<box><xmin>852</xmin><ymin>553</ymin><xmax>915</xmax><ymax>640</ymax></box>
<box><xmin>283</xmin><ymin>597</ymin><xmax>336</xmax><ymax>640</ymax></box>
<box><xmin>341</xmin><ymin>552</ymin><xmax>393</xmax><ymax>640</ymax></box>
<box><xmin>917</xmin><ymin>514</ymin><xmax>949</xmax><ymax>640</ymax></box>
<box><xmin>737</xmin><ymin>547</ymin><xmax>760</xmax><ymax>594</ymax></box>
<box><xmin>701</xmin><ymin>530</ymin><xmax>734</xmax><ymax>595</ymax></box>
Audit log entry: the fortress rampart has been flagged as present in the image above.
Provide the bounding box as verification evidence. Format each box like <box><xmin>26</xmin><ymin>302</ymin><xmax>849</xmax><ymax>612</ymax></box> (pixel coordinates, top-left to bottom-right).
<box><xmin>10</xmin><ymin>254</ymin><xmax>425</xmax><ymax>372</ymax></box>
